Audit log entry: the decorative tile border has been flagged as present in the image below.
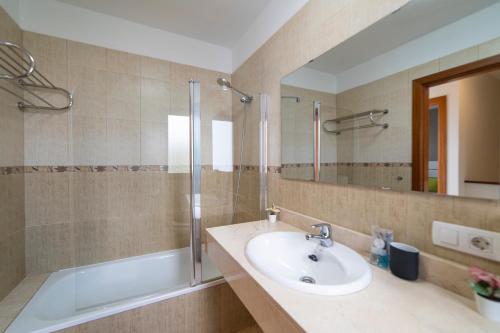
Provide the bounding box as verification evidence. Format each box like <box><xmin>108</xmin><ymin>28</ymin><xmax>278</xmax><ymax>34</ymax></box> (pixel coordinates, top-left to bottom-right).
<box><xmin>1</xmin><ymin>163</ymin><xmax>411</xmax><ymax>175</ymax></box>
<box><xmin>281</xmin><ymin>162</ymin><xmax>412</xmax><ymax>169</ymax></box>
<box><xmin>281</xmin><ymin>163</ymin><xmax>313</xmax><ymax>168</ymax></box>
<box><xmin>1</xmin><ymin>165</ymin><xmax>261</xmax><ymax>174</ymax></box>
<box><xmin>24</xmin><ymin>165</ymin><xmax>170</xmax><ymax>173</ymax></box>
<box><xmin>234</xmin><ymin>165</ymin><xmax>259</xmax><ymax>172</ymax></box>
<box><xmin>234</xmin><ymin>165</ymin><xmax>282</xmax><ymax>174</ymax></box>
<box><xmin>268</xmin><ymin>166</ymin><xmax>281</xmax><ymax>174</ymax></box>
<box><xmin>0</xmin><ymin>166</ymin><xmax>24</xmax><ymax>175</ymax></box>
<box><xmin>1</xmin><ymin>165</ymin><xmax>172</xmax><ymax>174</ymax></box>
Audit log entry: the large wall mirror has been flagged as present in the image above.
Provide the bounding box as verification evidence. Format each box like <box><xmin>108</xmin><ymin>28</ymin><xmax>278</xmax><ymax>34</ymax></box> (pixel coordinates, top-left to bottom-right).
<box><xmin>281</xmin><ymin>0</ymin><xmax>500</xmax><ymax>200</ymax></box>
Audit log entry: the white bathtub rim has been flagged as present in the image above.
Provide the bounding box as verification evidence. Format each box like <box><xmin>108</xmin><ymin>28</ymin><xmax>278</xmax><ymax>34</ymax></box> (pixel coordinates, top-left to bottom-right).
<box><xmin>31</xmin><ymin>279</ymin><xmax>224</xmax><ymax>333</ymax></box>
<box><xmin>8</xmin><ymin>276</ymin><xmax>224</xmax><ymax>333</ymax></box>
<box><xmin>6</xmin><ymin>248</ymin><xmax>224</xmax><ymax>333</ymax></box>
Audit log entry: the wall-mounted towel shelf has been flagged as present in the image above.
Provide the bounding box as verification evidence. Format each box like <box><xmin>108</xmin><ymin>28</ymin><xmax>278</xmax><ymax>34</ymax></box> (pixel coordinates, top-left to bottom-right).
<box><xmin>0</xmin><ymin>40</ymin><xmax>73</xmax><ymax>111</ymax></box>
<box><xmin>323</xmin><ymin>109</ymin><xmax>389</xmax><ymax>135</ymax></box>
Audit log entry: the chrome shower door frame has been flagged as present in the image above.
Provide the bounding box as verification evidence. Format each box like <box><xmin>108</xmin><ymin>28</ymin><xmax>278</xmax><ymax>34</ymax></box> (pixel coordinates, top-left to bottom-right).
<box><xmin>313</xmin><ymin>101</ymin><xmax>321</xmax><ymax>182</ymax></box>
<box><xmin>189</xmin><ymin>80</ymin><xmax>202</xmax><ymax>286</ymax></box>
<box><xmin>259</xmin><ymin>93</ymin><xmax>269</xmax><ymax>219</ymax></box>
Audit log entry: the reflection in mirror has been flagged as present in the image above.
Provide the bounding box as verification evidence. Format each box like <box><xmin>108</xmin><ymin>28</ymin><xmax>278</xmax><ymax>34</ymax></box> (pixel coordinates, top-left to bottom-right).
<box><xmin>416</xmin><ymin>68</ymin><xmax>500</xmax><ymax>200</ymax></box>
<box><xmin>280</xmin><ymin>0</ymin><xmax>500</xmax><ymax>200</ymax></box>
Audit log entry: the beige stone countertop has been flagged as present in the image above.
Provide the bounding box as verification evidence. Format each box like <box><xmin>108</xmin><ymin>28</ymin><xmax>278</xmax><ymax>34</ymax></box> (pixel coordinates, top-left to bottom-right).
<box><xmin>206</xmin><ymin>221</ymin><xmax>500</xmax><ymax>333</ymax></box>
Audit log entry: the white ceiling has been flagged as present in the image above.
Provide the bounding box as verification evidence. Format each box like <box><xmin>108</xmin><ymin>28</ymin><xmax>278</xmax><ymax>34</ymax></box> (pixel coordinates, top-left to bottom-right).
<box><xmin>306</xmin><ymin>0</ymin><xmax>500</xmax><ymax>75</ymax></box>
<box><xmin>55</xmin><ymin>0</ymin><xmax>271</xmax><ymax>47</ymax></box>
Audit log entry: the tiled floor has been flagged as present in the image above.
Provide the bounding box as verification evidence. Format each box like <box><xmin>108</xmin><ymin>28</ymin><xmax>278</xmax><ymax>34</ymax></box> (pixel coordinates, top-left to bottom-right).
<box><xmin>0</xmin><ymin>274</ymin><xmax>48</xmax><ymax>332</ymax></box>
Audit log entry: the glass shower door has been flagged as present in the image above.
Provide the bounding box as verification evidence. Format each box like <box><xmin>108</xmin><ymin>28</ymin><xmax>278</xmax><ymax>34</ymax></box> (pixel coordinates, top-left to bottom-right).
<box><xmin>189</xmin><ymin>80</ymin><xmax>202</xmax><ymax>285</ymax></box>
<box><xmin>189</xmin><ymin>77</ymin><xmax>233</xmax><ymax>285</ymax></box>
<box><xmin>190</xmin><ymin>77</ymin><xmax>265</xmax><ymax>284</ymax></box>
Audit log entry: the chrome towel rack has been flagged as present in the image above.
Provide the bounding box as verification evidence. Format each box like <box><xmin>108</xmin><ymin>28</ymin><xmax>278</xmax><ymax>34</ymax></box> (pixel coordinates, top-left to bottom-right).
<box><xmin>323</xmin><ymin>109</ymin><xmax>389</xmax><ymax>135</ymax></box>
<box><xmin>281</xmin><ymin>95</ymin><xmax>301</xmax><ymax>103</ymax></box>
<box><xmin>0</xmin><ymin>40</ymin><xmax>73</xmax><ymax>111</ymax></box>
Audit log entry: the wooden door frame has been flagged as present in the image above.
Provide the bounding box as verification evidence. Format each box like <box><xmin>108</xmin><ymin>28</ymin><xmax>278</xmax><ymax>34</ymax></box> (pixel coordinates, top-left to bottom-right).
<box><xmin>412</xmin><ymin>54</ymin><xmax>500</xmax><ymax>192</ymax></box>
<box><xmin>428</xmin><ymin>96</ymin><xmax>447</xmax><ymax>193</ymax></box>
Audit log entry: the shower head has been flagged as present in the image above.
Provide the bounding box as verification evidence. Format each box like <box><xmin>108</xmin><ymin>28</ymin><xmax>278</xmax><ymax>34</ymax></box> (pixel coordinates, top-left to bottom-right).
<box><xmin>216</xmin><ymin>77</ymin><xmax>253</xmax><ymax>103</ymax></box>
<box><xmin>217</xmin><ymin>78</ymin><xmax>231</xmax><ymax>90</ymax></box>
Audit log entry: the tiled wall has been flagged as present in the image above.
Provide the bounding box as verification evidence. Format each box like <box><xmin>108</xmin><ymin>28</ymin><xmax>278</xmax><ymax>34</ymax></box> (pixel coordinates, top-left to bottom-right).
<box><xmin>0</xmin><ymin>7</ymin><xmax>25</xmax><ymax>300</ymax></box>
<box><xmin>281</xmin><ymin>85</ymin><xmax>337</xmax><ymax>164</ymax></box>
<box><xmin>233</xmin><ymin>0</ymin><xmax>500</xmax><ymax>274</ymax></box>
<box><xmin>334</xmin><ymin>70</ymin><xmax>412</xmax><ymax>190</ymax></box>
<box><xmin>336</xmin><ymin>71</ymin><xmax>411</xmax><ymax>164</ymax></box>
<box><xmin>231</xmin><ymin>88</ymin><xmax>263</xmax><ymax>223</ymax></box>
<box><xmin>21</xmin><ymin>32</ymin><xmax>234</xmax><ymax>273</ymax></box>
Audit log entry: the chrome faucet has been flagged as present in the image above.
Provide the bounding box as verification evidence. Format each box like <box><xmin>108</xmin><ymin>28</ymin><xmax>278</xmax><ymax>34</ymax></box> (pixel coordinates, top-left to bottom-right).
<box><xmin>305</xmin><ymin>223</ymin><xmax>333</xmax><ymax>247</ymax></box>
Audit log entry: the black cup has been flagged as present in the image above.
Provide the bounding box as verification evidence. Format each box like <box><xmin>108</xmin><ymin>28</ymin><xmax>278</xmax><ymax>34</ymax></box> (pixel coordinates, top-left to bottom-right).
<box><xmin>389</xmin><ymin>242</ymin><xmax>419</xmax><ymax>281</ymax></box>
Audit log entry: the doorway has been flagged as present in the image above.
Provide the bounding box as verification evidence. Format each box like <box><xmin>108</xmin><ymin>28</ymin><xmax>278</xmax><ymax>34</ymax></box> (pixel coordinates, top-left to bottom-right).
<box><xmin>427</xmin><ymin>96</ymin><xmax>447</xmax><ymax>193</ymax></box>
<box><xmin>412</xmin><ymin>53</ymin><xmax>500</xmax><ymax>194</ymax></box>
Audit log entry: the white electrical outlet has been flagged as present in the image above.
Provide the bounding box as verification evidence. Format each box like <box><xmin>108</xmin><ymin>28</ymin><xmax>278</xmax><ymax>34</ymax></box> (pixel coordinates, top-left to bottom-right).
<box><xmin>432</xmin><ymin>221</ymin><xmax>500</xmax><ymax>262</ymax></box>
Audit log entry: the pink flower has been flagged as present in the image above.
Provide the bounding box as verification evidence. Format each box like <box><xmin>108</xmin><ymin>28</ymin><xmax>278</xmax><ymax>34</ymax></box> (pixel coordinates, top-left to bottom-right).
<box><xmin>493</xmin><ymin>275</ymin><xmax>500</xmax><ymax>289</ymax></box>
<box><xmin>469</xmin><ymin>266</ymin><xmax>496</xmax><ymax>286</ymax></box>
<box><xmin>469</xmin><ymin>266</ymin><xmax>483</xmax><ymax>275</ymax></box>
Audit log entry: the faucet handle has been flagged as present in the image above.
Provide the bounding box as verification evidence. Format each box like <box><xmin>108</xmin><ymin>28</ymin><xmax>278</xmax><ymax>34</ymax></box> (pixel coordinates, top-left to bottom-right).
<box><xmin>311</xmin><ymin>223</ymin><xmax>331</xmax><ymax>237</ymax></box>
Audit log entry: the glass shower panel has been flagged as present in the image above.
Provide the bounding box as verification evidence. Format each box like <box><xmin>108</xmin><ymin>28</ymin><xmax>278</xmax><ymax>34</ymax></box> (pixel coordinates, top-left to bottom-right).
<box><xmin>189</xmin><ymin>80</ymin><xmax>202</xmax><ymax>285</ymax></box>
<box><xmin>280</xmin><ymin>89</ymin><xmax>315</xmax><ymax>182</ymax></box>
<box><xmin>68</xmin><ymin>57</ymin><xmax>196</xmax><ymax>307</ymax></box>
<box><xmin>198</xmin><ymin>73</ymin><xmax>235</xmax><ymax>282</ymax></box>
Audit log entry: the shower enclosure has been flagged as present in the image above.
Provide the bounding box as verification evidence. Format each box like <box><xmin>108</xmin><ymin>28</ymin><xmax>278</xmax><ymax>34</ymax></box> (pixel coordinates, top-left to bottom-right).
<box><xmin>0</xmin><ymin>34</ymin><xmax>267</xmax><ymax>332</ymax></box>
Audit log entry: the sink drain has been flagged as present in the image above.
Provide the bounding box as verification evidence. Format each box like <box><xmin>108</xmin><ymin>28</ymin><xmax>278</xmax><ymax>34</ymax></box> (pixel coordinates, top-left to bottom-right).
<box><xmin>299</xmin><ymin>276</ymin><xmax>316</xmax><ymax>284</ymax></box>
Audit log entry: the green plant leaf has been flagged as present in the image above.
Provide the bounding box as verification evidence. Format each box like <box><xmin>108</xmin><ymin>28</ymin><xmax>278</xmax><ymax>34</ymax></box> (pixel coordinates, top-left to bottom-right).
<box><xmin>471</xmin><ymin>283</ymin><xmax>493</xmax><ymax>297</ymax></box>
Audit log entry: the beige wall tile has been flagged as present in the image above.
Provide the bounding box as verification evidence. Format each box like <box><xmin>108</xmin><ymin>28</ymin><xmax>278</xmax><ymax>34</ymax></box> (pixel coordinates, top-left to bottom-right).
<box><xmin>0</xmin><ymin>7</ymin><xmax>25</xmax><ymax>301</ymax></box>
<box><xmin>106</xmin><ymin>49</ymin><xmax>141</xmax><ymax>75</ymax></box>
<box><xmin>170</xmin><ymin>62</ymin><xmax>197</xmax><ymax>116</ymax></box>
<box><xmin>68</xmin><ymin>41</ymin><xmax>106</xmax><ymax>70</ymax></box>
<box><xmin>0</xmin><ymin>96</ymin><xmax>24</xmax><ymax>166</ymax></box>
<box><xmin>25</xmin><ymin>223</ymin><xmax>74</xmax><ymax>273</ymax></box>
<box><xmin>140</xmin><ymin>121</ymin><xmax>168</xmax><ymax>165</ymax></box>
<box><xmin>106</xmin><ymin>72</ymin><xmax>140</xmax><ymax>121</ymax></box>
<box><xmin>70</xmin><ymin>172</ymin><xmax>108</xmax><ymax>223</ymax></box>
<box><xmin>0</xmin><ymin>6</ymin><xmax>21</xmax><ymax>43</ymax></box>
<box><xmin>71</xmin><ymin>116</ymin><xmax>107</xmax><ymax>165</ymax></box>
<box><xmin>140</xmin><ymin>56</ymin><xmax>170</xmax><ymax>81</ymax></box>
<box><xmin>140</xmin><ymin>78</ymin><xmax>170</xmax><ymax>123</ymax></box>
<box><xmin>23</xmin><ymin>32</ymin><xmax>68</xmax><ymax>81</ymax></box>
<box><xmin>25</xmin><ymin>172</ymin><xmax>70</xmax><ymax>227</ymax></box>
<box><xmin>0</xmin><ymin>174</ymin><xmax>25</xmax><ymax>243</ymax></box>
<box><xmin>0</xmin><ymin>231</ymin><xmax>25</xmax><ymax>301</ymax></box>
<box><xmin>23</xmin><ymin>32</ymin><xmax>70</xmax><ymax>166</ymax></box>
<box><xmin>106</xmin><ymin>119</ymin><xmax>140</xmax><ymax>165</ymax></box>
<box><xmin>68</xmin><ymin>65</ymin><xmax>107</xmax><ymax>119</ymax></box>
<box><xmin>24</xmin><ymin>111</ymin><xmax>70</xmax><ymax>166</ymax></box>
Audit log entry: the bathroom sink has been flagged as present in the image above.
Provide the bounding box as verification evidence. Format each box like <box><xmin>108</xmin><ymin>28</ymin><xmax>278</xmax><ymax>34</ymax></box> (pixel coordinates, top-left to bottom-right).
<box><xmin>245</xmin><ymin>232</ymin><xmax>371</xmax><ymax>295</ymax></box>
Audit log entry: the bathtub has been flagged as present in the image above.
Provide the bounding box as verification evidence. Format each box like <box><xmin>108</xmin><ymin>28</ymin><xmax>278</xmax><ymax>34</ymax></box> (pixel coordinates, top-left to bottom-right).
<box><xmin>7</xmin><ymin>247</ymin><xmax>223</xmax><ymax>333</ymax></box>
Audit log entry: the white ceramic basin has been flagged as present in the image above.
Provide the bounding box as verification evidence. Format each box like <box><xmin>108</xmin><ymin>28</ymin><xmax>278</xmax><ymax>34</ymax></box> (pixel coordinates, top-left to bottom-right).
<box><xmin>245</xmin><ymin>232</ymin><xmax>371</xmax><ymax>295</ymax></box>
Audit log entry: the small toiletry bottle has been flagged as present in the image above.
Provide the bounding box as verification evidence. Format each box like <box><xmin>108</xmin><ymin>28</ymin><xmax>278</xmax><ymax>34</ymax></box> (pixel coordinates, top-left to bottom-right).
<box><xmin>369</xmin><ymin>226</ymin><xmax>393</xmax><ymax>269</ymax></box>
